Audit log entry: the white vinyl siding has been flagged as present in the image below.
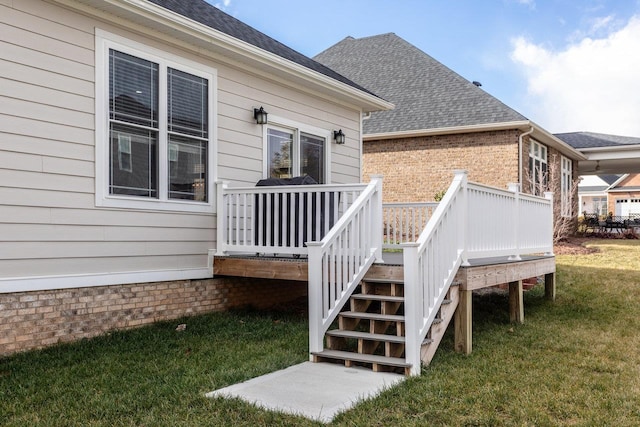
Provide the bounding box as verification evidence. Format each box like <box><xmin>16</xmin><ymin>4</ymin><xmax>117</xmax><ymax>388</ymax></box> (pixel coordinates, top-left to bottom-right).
<box><xmin>0</xmin><ymin>0</ymin><xmax>363</xmax><ymax>292</ymax></box>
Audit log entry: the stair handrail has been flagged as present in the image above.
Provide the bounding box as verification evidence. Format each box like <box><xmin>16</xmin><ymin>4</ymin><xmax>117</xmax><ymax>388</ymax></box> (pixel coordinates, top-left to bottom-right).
<box><xmin>402</xmin><ymin>170</ymin><xmax>468</xmax><ymax>376</ymax></box>
<box><xmin>307</xmin><ymin>175</ymin><xmax>383</xmax><ymax>356</ymax></box>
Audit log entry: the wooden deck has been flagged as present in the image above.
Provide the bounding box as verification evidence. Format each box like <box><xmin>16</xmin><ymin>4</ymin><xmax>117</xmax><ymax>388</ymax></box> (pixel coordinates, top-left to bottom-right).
<box><xmin>213</xmin><ymin>252</ymin><xmax>555</xmax><ymax>292</ymax></box>
<box><xmin>213</xmin><ymin>251</ymin><xmax>556</xmax><ymax>357</ymax></box>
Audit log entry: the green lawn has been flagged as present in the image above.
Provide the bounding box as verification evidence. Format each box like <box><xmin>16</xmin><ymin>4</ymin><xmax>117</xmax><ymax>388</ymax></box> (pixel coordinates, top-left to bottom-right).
<box><xmin>2</xmin><ymin>239</ymin><xmax>640</xmax><ymax>426</ymax></box>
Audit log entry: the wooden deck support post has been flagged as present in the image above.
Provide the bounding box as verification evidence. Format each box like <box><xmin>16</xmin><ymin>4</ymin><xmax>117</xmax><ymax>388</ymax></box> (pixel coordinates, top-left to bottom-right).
<box><xmin>508</xmin><ymin>280</ymin><xmax>524</xmax><ymax>323</ymax></box>
<box><xmin>545</xmin><ymin>272</ymin><xmax>556</xmax><ymax>301</ymax></box>
<box><xmin>454</xmin><ymin>289</ymin><xmax>472</xmax><ymax>355</ymax></box>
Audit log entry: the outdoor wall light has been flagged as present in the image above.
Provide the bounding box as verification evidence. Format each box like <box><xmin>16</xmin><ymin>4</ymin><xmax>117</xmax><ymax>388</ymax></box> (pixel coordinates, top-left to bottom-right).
<box><xmin>333</xmin><ymin>129</ymin><xmax>346</xmax><ymax>144</ymax></box>
<box><xmin>253</xmin><ymin>106</ymin><xmax>268</xmax><ymax>125</ymax></box>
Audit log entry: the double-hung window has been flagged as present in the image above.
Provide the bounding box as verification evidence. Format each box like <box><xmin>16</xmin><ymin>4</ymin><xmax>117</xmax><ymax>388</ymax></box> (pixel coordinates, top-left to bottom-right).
<box><xmin>96</xmin><ymin>31</ymin><xmax>216</xmax><ymax>212</ymax></box>
<box><xmin>528</xmin><ymin>139</ymin><xmax>547</xmax><ymax>196</ymax></box>
<box><xmin>265</xmin><ymin>120</ymin><xmax>329</xmax><ymax>184</ymax></box>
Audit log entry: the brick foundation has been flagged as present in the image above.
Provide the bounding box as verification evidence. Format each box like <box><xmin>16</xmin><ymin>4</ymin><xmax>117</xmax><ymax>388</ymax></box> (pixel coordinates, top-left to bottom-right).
<box><xmin>0</xmin><ymin>277</ymin><xmax>308</xmax><ymax>357</ymax></box>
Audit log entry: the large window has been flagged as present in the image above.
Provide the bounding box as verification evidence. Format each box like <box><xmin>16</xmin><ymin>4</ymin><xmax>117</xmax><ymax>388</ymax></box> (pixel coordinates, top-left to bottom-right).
<box><xmin>96</xmin><ymin>31</ymin><xmax>216</xmax><ymax>212</ymax></box>
<box><xmin>560</xmin><ymin>156</ymin><xmax>573</xmax><ymax>217</ymax></box>
<box><xmin>529</xmin><ymin>140</ymin><xmax>547</xmax><ymax>196</ymax></box>
<box><xmin>266</xmin><ymin>122</ymin><xmax>327</xmax><ymax>184</ymax></box>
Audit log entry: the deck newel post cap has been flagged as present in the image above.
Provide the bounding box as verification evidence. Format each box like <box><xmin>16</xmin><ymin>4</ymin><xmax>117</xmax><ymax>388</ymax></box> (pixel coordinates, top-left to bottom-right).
<box><xmin>508</xmin><ymin>182</ymin><xmax>520</xmax><ymax>192</ymax></box>
<box><xmin>544</xmin><ymin>191</ymin><xmax>554</xmax><ymax>200</ymax></box>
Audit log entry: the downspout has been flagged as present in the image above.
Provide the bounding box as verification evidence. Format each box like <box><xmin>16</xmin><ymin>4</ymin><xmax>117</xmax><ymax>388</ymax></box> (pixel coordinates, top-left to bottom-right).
<box><xmin>518</xmin><ymin>125</ymin><xmax>534</xmax><ymax>188</ymax></box>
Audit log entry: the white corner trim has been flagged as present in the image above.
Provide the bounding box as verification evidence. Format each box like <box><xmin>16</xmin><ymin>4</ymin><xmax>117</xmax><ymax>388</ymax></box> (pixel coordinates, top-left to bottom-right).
<box><xmin>0</xmin><ymin>268</ymin><xmax>213</xmax><ymax>294</ymax></box>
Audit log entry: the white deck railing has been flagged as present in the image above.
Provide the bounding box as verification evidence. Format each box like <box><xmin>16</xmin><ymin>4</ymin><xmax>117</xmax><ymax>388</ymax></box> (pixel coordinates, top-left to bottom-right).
<box><xmin>383</xmin><ymin>202</ymin><xmax>439</xmax><ymax>249</ymax></box>
<box><xmin>216</xmin><ymin>181</ymin><xmax>368</xmax><ymax>256</ymax></box>
<box><xmin>466</xmin><ymin>182</ymin><xmax>553</xmax><ymax>261</ymax></box>
<box><xmin>307</xmin><ymin>176</ymin><xmax>383</xmax><ymax>355</ymax></box>
<box><xmin>402</xmin><ymin>171</ymin><xmax>553</xmax><ymax>375</ymax></box>
<box><xmin>216</xmin><ymin>172</ymin><xmax>553</xmax><ymax>376</ymax></box>
<box><xmin>403</xmin><ymin>171</ymin><xmax>467</xmax><ymax>376</ymax></box>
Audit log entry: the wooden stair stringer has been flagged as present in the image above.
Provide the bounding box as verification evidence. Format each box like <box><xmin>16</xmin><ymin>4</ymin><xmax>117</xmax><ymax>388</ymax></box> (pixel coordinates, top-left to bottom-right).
<box><xmin>419</xmin><ymin>283</ymin><xmax>460</xmax><ymax>366</ymax></box>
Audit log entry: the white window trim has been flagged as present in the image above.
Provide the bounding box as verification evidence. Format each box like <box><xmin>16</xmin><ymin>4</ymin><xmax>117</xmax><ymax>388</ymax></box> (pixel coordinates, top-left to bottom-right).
<box><xmin>560</xmin><ymin>155</ymin><xmax>572</xmax><ymax>218</ymax></box>
<box><xmin>95</xmin><ymin>29</ymin><xmax>217</xmax><ymax>213</ymax></box>
<box><xmin>529</xmin><ymin>139</ymin><xmax>547</xmax><ymax>195</ymax></box>
<box><xmin>261</xmin><ymin>114</ymin><xmax>332</xmax><ymax>183</ymax></box>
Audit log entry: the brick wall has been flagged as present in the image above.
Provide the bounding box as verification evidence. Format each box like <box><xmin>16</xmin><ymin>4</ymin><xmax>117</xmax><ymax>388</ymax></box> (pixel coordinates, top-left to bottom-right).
<box><xmin>0</xmin><ymin>277</ymin><xmax>307</xmax><ymax>357</ymax></box>
<box><xmin>363</xmin><ymin>130</ymin><xmax>520</xmax><ymax>202</ymax></box>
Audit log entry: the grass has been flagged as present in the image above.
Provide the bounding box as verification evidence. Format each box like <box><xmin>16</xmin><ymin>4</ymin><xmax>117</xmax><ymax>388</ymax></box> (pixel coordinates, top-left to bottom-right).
<box><xmin>2</xmin><ymin>239</ymin><xmax>640</xmax><ymax>426</ymax></box>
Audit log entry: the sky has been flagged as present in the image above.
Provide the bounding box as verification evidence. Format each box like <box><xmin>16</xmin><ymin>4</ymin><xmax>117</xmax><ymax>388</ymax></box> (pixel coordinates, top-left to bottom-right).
<box><xmin>208</xmin><ymin>0</ymin><xmax>640</xmax><ymax>138</ymax></box>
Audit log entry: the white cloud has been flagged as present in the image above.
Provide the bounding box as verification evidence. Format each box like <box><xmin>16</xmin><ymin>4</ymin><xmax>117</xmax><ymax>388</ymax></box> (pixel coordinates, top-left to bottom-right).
<box><xmin>514</xmin><ymin>0</ymin><xmax>536</xmax><ymax>8</ymax></box>
<box><xmin>214</xmin><ymin>0</ymin><xmax>231</xmax><ymax>11</ymax></box>
<box><xmin>511</xmin><ymin>15</ymin><xmax>640</xmax><ymax>137</ymax></box>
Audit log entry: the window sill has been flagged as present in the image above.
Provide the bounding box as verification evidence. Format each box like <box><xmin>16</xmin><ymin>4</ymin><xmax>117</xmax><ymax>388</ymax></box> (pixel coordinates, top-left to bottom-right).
<box><xmin>97</xmin><ymin>195</ymin><xmax>215</xmax><ymax>214</ymax></box>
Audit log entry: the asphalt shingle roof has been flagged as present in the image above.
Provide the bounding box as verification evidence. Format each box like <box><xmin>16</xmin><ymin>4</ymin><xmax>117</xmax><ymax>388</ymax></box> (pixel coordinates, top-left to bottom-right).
<box><xmin>554</xmin><ymin>132</ymin><xmax>640</xmax><ymax>149</ymax></box>
<box><xmin>313</xmin><ymin>33</ymin><xmax>526</xmax><ymax>134</ymax></box>
<box><xmin>147</xmin><ymin>0</ymin><xmax>376</xmax><ymax>96</ymax></box>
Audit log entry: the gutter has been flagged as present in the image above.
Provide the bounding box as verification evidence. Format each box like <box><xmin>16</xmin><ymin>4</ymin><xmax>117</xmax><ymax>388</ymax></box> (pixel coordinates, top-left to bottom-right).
<box><xmin>518</xmin><ymin>126</ymin><xmax>534</xmax><ymax>188</ymax></box>
<box><xmin>363</xmin><ymin>121</ymin><xmax>532</xmax><ymax>141</ymax></box>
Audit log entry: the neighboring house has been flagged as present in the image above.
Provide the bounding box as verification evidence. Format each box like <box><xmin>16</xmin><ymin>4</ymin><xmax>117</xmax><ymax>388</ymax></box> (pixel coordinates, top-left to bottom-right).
<box><xmin>555</xmin><ymin>132</ymin><xmax>640</xmax><ymax>216</ymax></box>
<box><xmin>314</xmin><ymin>33</ymin><xmax>585</xmax><ymax>219</ymax></box>
<box><xmin>0</xmin><ymin>0</ymin><xmax>391</xmax><ymax>355</ymax></box>
<box><xmin>576</xmin><ymin>175</ymin><xmax>621</xmax><ymax>215</ymax></box>
<box><xmin>605</xmin><ymin>174</ymin><xmax>640</xmax><ymax>217</ymax></box>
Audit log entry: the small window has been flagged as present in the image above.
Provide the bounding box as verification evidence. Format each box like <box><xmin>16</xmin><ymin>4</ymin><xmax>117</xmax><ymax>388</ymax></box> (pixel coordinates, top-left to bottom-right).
<box><xmin>560</xmin><ymin>156</ymin><xmax>572</xmax><ymax>217</ymax></box>
<box><xmin>528</xmin><ymin>139</ymin><xmax>547</xmax><ymax>196</ymax></box>
<box><xmin>117</xmin><ymin>134</ymin><xmax>132</xmax><ymax>173</ymax></box>
<box><xmin>264</xmin><ymin>119</ymin><xmax>329</xmax><ymax>184</ymax></box>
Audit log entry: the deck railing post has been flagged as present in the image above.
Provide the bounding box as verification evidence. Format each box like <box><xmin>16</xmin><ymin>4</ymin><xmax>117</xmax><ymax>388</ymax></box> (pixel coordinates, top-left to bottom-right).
<box><xmin>216</xmin><ymin>181</ymin><xmax>229</xmax><ymax>256</ymax></box>
<box><xmin>307</xmin><ymin>242</ymin><xmax>324</xmax><ymax>356</ymax></box>
<box><xmin>544</xmin><ymin>191</ymin><xmax>554</xmax><ymax>255</ymax></box>
<box><xmin>508</xmin><ymin>183</ymin><xmax>521</xmax><ymax>260</ymax></box>
<box><xmin>453</xmin><ymin>170</ymin><xmax>469</xmax><ymax>266</ymax></box>
<box><xmin>370</xmin><ymin>175</ymin><xmax>384</xmax><ymax>261</ymax></box>
<box><xmin>402</xmin><ymin>242</ymin><xmax>421</xmax><ymax>376</ymax></box>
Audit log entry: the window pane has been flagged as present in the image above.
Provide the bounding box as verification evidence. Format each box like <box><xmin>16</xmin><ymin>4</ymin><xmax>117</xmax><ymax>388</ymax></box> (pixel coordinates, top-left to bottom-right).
<box><xmin>168</xmin><ymin>135</ymin><xmax>207</xmax><ymax>201</ymax></box>
<box><xmin>268</xmin><ymin>128</ymin><xmax>293</xmax><ymax>179</ymax></box>
<box><xmin>300</xmin><ymin>133</ymin><xmax>325</xmax><ymax>184</ymax></box>
<box><xmin>110</xmin><ymin>123</ymin><xmax>157</xmax><ymax>197</ymax></box>
<box><xmin>109</xmin><ymin>50</ymin><xmax>158</xmax><ymax>128</ymax></box>
<box><xmin>168</xmin><ymin>68</ymin><xmax>208</xmax><ymax>138</ymax></box>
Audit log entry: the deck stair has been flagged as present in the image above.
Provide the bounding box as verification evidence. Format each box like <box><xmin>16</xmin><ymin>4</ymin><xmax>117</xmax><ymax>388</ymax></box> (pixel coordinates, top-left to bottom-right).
<box><xmin>311</xmin><ymin>275</ymin><xmax>460</xmax><ymax>375</ymax></box>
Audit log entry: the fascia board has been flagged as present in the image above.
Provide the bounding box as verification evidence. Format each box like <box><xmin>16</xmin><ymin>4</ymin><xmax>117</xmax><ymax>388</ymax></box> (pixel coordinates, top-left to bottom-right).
<box><xmin>363</xmin><ymin>121</ymin><xmax>532</xmax><ymax>140</ymax></box>
<box><xmin>608</xmin><ymin>174</ymin><xmax>631</xmax><ymax>190</ymax></box>
<box><xmin>579</xmin><ymin>144</ymin><xmax>640</xmax><ymax>153</ymax></box>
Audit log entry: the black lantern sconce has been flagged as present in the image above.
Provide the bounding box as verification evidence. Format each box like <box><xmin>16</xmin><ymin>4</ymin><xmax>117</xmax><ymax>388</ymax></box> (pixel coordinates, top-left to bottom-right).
<box><xmin>333</xmin><ymin>129</ymin><xmax>346</xmax><ymax>144</ymax></box>
<box><xmin>253</xmin><ymin>106</ymin><xmax>268</xmax><ymax>125</ymax></box>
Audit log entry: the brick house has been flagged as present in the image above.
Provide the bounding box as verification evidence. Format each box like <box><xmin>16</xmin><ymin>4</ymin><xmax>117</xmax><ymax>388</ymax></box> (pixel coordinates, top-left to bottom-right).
<box><xmin>0</xmin><ymin>0</ymin><xmax>391</xmax><ymax>356</ymax></box>
<box><xmin>314</xmin><ymin>33</ymin><xmax>585</xmax><ymax>218</ymax></box>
